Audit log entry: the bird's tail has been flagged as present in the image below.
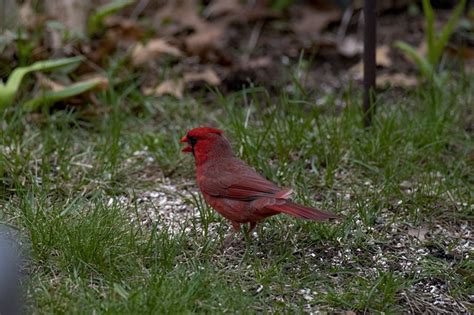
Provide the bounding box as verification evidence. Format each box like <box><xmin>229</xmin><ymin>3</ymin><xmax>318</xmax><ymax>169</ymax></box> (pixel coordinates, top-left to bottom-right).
<box><xmin>268</xmin><ymin>201</ymin><xmax>339</xmax><ymax>221</ymax></box>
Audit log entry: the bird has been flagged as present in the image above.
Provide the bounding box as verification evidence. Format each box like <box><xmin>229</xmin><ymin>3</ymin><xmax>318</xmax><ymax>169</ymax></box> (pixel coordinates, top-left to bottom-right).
<box><xmin>181</xmin><ymin>127</ymin><xmax>339</xmax><ymax>240</ymax></box>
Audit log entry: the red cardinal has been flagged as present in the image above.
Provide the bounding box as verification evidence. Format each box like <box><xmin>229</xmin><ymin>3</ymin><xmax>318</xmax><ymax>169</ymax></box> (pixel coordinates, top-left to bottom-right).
<box><xmin>181</xmin><ymin>127</ymin><xmax>339</xmax><ymax>237</ymax></box>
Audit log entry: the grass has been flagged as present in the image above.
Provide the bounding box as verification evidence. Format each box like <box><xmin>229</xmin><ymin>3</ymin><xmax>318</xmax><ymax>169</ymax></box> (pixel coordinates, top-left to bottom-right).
<box><xmin>0</xmin><ymin>68</ymin><xmax>473</xmax><ymax>313</ymax></box>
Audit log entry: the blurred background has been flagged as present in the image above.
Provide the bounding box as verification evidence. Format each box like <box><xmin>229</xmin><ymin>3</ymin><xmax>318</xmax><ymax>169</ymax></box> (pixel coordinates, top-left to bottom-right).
<box><xmin>1</xmin><ymin>0</ymin><xmax>473</xmax><ymax>106</ymax></box>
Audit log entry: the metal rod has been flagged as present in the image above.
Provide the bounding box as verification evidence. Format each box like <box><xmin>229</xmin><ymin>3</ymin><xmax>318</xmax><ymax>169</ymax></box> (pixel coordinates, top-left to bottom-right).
<box><xmin>363</xmin><ymin>0</ymin><xmax>376</xmax><ymax>127</ymax></box>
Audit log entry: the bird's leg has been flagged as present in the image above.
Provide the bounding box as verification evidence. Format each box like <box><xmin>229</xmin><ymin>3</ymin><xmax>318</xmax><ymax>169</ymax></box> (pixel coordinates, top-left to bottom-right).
<box><xmin>241</xmin><ymin>222</ymin><xmax>257</xmax><ymax>244</ymax></box>
<box><xmin>231</xmin><ymin>221</ymin><xmax>241</xmax><ymax>232</ymax></box>
<box><xmin>223</xmin><ymin>221</ymin><xmax>240</xmax><ymax>248</ymax></box>
<box><xmin>248</xmin><ymin>222</ymin><xmax>257</xmax><ymax>235</ymax></box>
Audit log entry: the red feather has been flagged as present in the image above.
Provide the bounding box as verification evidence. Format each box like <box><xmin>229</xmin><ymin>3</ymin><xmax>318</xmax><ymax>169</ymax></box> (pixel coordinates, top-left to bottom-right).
<box><xmin>266</xmin><ymin>202</ymin><xmax>339</xmax><ymax>220</ymax></box>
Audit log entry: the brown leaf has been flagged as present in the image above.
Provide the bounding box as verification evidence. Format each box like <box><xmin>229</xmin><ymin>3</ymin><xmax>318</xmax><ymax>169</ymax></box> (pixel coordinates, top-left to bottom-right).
<box><xmin>204</xmin><ymin>0</ymin><xmax>242</xmax><ymax>18</ymax></box>
<box><xmin>350</xmin><ymin>45</ymin><xmax>393</xmax><ymax>79</ymax></box>
<box><xmin>376</xmin><ymin>45</ymin><xmax>393</xmax><ymax>68</ymax></box>
<box><xmin>407</xmin><ymin>226</ymin><xmax>429</xmax><ymax>242</ymax></box>
<box><xmin>184</xmin><ymin>25</ymin><xmax>226</xmax><ymax>61</ymax></box>
<box><xmin>245</xmin><ymin>56</ymin><xmax>272</xmax><ymax>69</ymax></box>
<box><xmin>45</xmin><ymin>0</ymin><xmax>90</xmax><ymax>34</ymax></box>
<box><xmin>155</xmin><ymin>0</ymin><xmax>275</xmax><ymax>64</ymax></box>
<box><xmin>144</xmin><ymin>69</ymin><xmax>221</xmax><ymax>99</ymax></box>
<box><xmin>376</xmin><ymin>73</ymin><xmax>418</xmax><ymax>88</ymax></box>
<box><xmin>184</xmin><ymin>68</ymin><xmax>221</xmax><ymax>85</ymax></box>
<box><xmin>20</xmin><ymin>0</ymin><xmax>44</xmax><ymax>29</ymax></box>
<box><xmin>154</xmin><ymin>0</ymin><xmax>207</xmax><ymax>36</ymax></box>
<box><xmin>145</xmin><ymin>79</ymin><xmax>185</xmax><ymax>99</ymax></box>
<box><xmin>131</xmin><ymin>39</ymin><xmax>183</xmax><ymax>66</ymax></box>
<box><xmin>240</xmin><ymin>6</ymin><xmax>280</xmax><ymax>23</ymax></box>
<box><xmin>292</xmin><ymin>6</ymin><xmax>341</xmax><ymax>36</ymax></box>
<box><xmin>104</xmin><ymin>16</ymin><xmax>145</xmax><ymax>42</ymax></box>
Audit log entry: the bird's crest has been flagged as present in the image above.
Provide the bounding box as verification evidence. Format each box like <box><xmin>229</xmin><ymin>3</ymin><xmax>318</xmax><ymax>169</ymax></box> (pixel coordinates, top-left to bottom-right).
<box><xmin>187</xmin><ymin>127</ymin><xmax>223</xmax><ymax>138</ymax></box>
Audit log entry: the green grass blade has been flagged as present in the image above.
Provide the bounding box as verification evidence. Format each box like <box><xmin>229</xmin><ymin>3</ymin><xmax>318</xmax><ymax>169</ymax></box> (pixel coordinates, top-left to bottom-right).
<box><xmin>7</xmin><ymin>57</ymin><xmax>84</xmax><ymax>91</ymax></box>
<box><xmin>0</xmin><ymin>68</ymin><xmax>30</xmax><ymax>108</ymax></box>
<box><xmin>26</xmin><ymin>56</ymin><xmax>84</xmax><ymax>73</ymax></box>
<box><xmin>23</xmin><ymin>78</ymin><xmax>105</xmax><ymax>111</ymax></box>
<box><xmin>394</xmin><ymin>41</ymin><xmax>434</xmax><ymax>79</ymax></box>
<box><xmin>422</xmin><ymin>0</ymin><xmax>435</xmax><ymax>65</ymax></box>
<box><xmin>433</xmin><ymin>0</ymin><xmax>466</xmax><ymax>65</ymax></box>
<box><xmin>88</xmin><ymin>0</ymin><xmax>135</xmax><ymax>35</ymax></box>
<box><xmin>0</xmin><ymin>56</ymin><xmax>84</xmax><ymax>109</ymax></box>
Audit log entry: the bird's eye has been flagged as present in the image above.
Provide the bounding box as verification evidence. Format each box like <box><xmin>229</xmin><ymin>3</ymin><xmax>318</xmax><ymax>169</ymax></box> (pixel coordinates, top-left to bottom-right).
<box><xmin>188</xmin><ymin>136</ymin><xmax>197</xmax><ymax>146</ymax></box>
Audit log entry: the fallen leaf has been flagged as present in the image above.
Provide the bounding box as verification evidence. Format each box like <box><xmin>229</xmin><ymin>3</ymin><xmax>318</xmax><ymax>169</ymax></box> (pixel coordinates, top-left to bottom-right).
<box><xmin>244</xmin><ymin>56</ymin><xmax>272</xmax><ymax>69</ymax></box>
<box><xmin>184</xmin><ymin>24</ymin><xmax>227</xmax><ymax>62</ymax></box>
<box><xmin>148</xmin><ymin>79</ymin><xmax>185</xmax><ymax>99</ymax></box>
<box><xmin>155</xmin><ymin>0</ymin><xmax>276</xmax><ymax>64</ymax></box>
<box><xmin>350</xmin><ymin>45</ymin><xmax>393</xmax><ymax>79</ymax></box>
<box><xmin>376</xmin><ymin>45</ymin><xmax>393</xmax><ymax>67</ymax></box>
<box><xmin>145</xmin><ymin>69</ymin><xmax>221</xmax><ymax>99</ymax></box>
<box><xmin>204</xmin><ymin>0</ymin><xmax>241</xmax><ymax>18</ymax></box>
<box><xmin>104</xmin><ymin>16</ymin><xmax>145</xmax><ymax>42</ymax></box>
<box><xmin>45</xmin><ymin>0</ymin><xmax>91</xmax><ymax>35</ymax></box>
<box><xmin>184</xmin><ymin>68</ymin><xmax>221</xmax><ymax>85</ymax></box>
<box><xmin>19</xmin><ymin>0</ymin><xmax>44</xmax><ymax>29</ymax></box>
<box><xmin>154</xmin><ymin>0</ymin><xmax>207</xmax><ymax>36</ymax></box>
<box><xmin>155</xmin><ymin>0</ymin><xmax>229</xmax><ymax>63</ymax></box>
<box><xmin>376</xmin><ymin>73</ymin><xmax>418</xmax><ymax>88</ymax></box>
<box><xmin>407</xmin><ymin>226</ymin><xmax>429</xmax><ymax>242</ymax></box>
<box><xmin>292</xmin><ymin>6</ymin><xmax>341</xmax><ymax>37</ymax></box>
<box><xmin>131</xmin><ymin>39</ymin><xmax>182</xmax><ymax>66</ymax></box>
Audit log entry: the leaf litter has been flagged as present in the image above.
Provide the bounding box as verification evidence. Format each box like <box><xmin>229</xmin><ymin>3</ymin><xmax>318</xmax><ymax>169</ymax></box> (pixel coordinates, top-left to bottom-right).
<box><xmin>6</xmin><ymin>0</ymin><xmax>464</xmax><ymax>107</ymax></box>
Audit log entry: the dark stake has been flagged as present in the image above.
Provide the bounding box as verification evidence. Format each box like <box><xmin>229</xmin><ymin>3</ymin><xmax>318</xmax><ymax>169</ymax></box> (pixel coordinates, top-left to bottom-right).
<box><xmin>363</xmin><ymin>0</ymin><xmax>376</xmax><ymax>127</ymax></box>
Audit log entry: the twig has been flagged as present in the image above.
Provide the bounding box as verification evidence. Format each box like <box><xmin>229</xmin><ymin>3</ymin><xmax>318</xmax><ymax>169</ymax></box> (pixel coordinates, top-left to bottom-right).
<box><xmin>337</xmin><ymin>5</ymin><xmax>354</xmax><ymax>41</ymax></box>
<box><xmin>243</xmin><ymin>20</ymin><xmax>264</xmax><ymax>63</ymax></box>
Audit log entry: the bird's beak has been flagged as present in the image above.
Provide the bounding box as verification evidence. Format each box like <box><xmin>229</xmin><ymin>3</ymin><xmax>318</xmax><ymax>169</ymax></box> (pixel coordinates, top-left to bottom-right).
<box><xmin>180</xmin><ymin>135</ymin><xmax>192</xmax><ymax>153</ymax></box>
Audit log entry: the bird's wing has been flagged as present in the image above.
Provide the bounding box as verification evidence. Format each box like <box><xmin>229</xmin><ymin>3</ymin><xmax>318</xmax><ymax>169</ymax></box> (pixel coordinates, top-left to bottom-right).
<box><xmin>200</xmin><ymin>158</ymin><xmax>284</xmax><ymax>201</ymax></box>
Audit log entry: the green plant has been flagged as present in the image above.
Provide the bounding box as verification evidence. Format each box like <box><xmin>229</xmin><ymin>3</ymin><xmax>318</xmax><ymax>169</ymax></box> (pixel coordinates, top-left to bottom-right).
<box><xmin>23</xmin><ymin>77</ymin><xmax>107</xmax><ymax>111</ymax></box>
<box><xmin>87</xmin><ymin>0</ymin><xmax>135</xmax><ymax>36</ymax></box>
<box><xmin>0</xmin><ymin>56</ymin><xmax>83</xmax><ymax>109</ymax></box>
<box><xmin>394</xmin><ymin>0</ymin><xmax>466</xmax><ymax>84</ymax></box>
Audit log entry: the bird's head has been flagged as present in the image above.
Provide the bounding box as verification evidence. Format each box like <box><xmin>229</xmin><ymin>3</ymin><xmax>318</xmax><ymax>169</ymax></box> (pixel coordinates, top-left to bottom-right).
<box><xmin>181</xmin><ymin>127</ymin><xmax>233</xmax><ymax>164</ymax></box>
